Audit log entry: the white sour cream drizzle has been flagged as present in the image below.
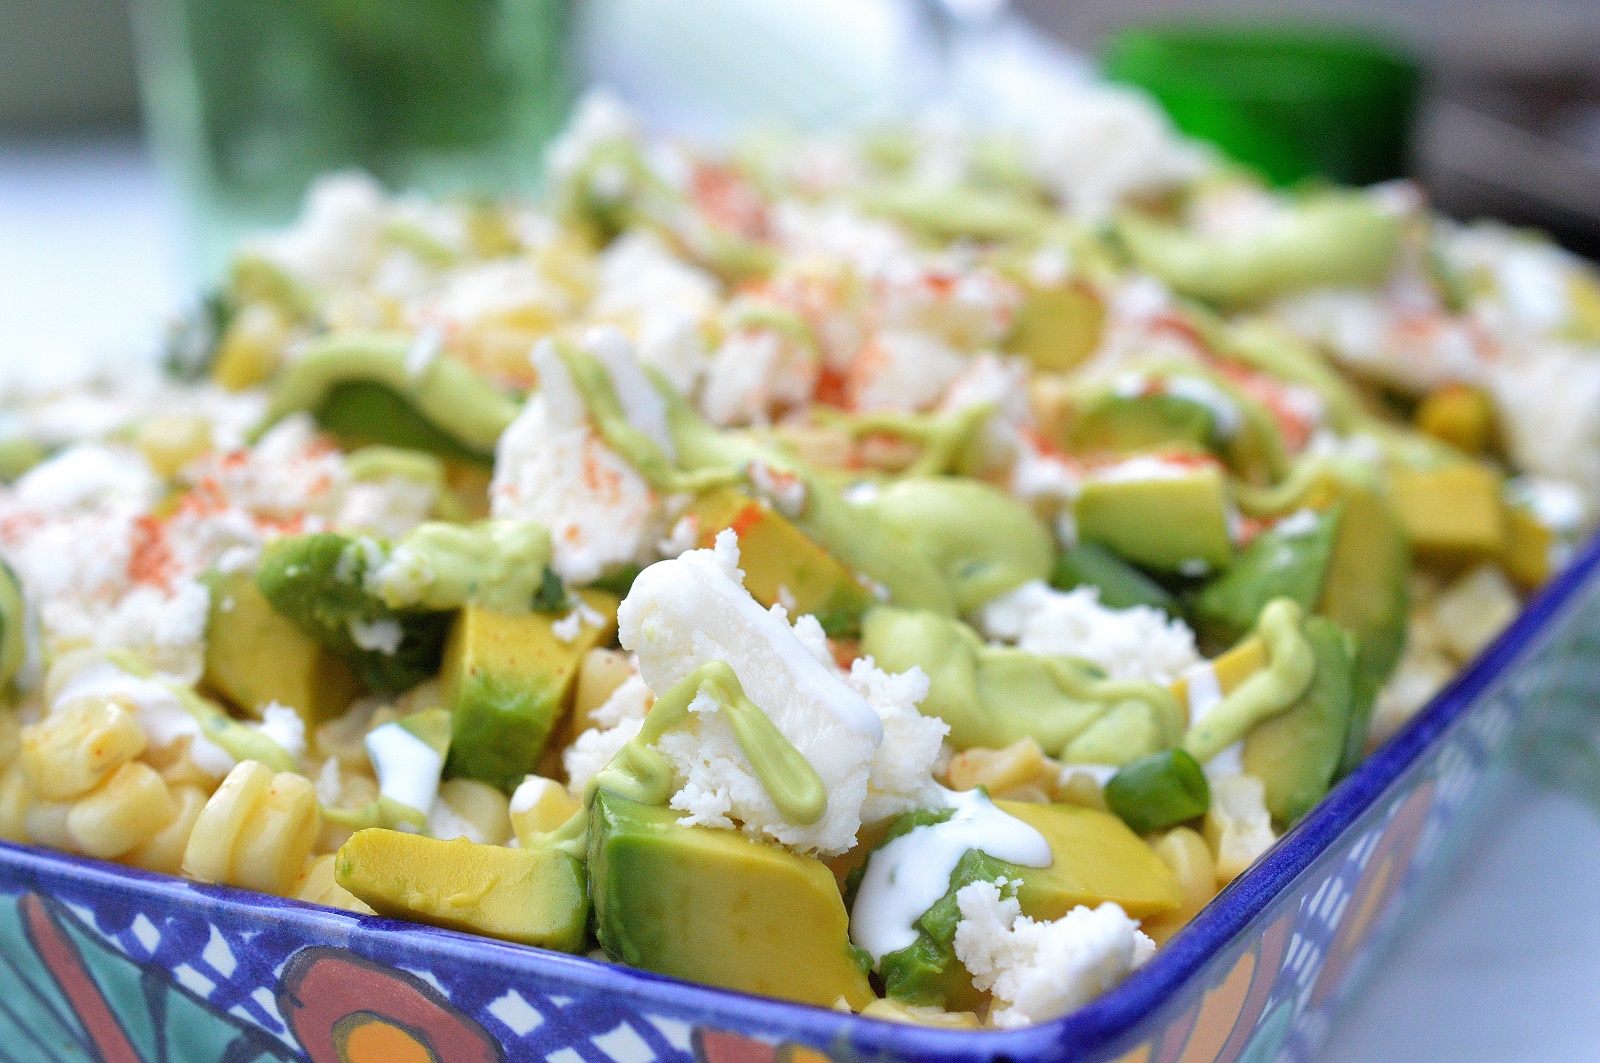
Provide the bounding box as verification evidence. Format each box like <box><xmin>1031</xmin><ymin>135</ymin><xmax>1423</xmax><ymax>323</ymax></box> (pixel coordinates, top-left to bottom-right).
<box><xmin>52</xmin><ymin>659</ymin><xmax>236</xmax><ymax>776</ymax></box>
<box><xmin>850</xmin><ymin>787</ymin><xmax>1052</xmax><ymax>963</ymax></box>
<box><xmin>365</xmin><ymin>721</ymin><xmax>445</xmax><ymax>816</ymax></box>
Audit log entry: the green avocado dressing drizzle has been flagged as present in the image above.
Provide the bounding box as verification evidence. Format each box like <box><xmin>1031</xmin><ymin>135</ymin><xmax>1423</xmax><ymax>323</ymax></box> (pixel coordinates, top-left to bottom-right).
<box><xmin>367</xmin><ymin>519</ymin><xmax>555</xmax><ymax>614</ymax></box>
<box><xmin>533</xmin><ymin>661</ymin><xmax>827</xmax><ymax>858</ymax></box>
<box><xmin>551</xmin><ymin>343</ymin><xmax>739</xmax><ymax>496</ymax></box>
<box><xmin>1182</xmin><ymin>598</ymin><xmax>1317</xmax><ymax>763</ymax></box>
<box><xmin>814</xmin><ymin>403</ymin><xmax>996</xmax><ymax>477</ymax></box>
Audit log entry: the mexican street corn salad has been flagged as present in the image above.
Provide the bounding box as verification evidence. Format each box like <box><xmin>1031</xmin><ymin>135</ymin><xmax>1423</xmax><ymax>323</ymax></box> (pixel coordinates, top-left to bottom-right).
<box><xmin>0</xmin><ymin>86</ymin><xmax>1594</xmax><ymax>1030</ymax></box>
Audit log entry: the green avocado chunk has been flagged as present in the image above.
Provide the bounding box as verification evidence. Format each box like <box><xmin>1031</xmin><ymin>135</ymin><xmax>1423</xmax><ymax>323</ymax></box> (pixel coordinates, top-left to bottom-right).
<box><xmin>588</xmin><ymin>790</ymin><xmax>876</xmax><ymax>1009</ymax></box>
<box><xmin>442</xmin><ymin>592</ymin><xmax>618</xmax><ymax>791</ymax></box>
<box><xmin>1243</xmin><ymin>617</ymin><xmax>1357</xmax><ymax>826</ymax></box>
<box><xmin>860</xmin><ymin>606</ymin><xmax>1184</xmax><ymax>760</ymax></box>
<box><xmin>0</xmin><ymin>560</ymin><xmax>25</xmax><ymax>690</ymax></box>
<box><xmin>1074</xmin><ymin>462</ymin><xmax>1234</xmax><ymax>574</ymax></box>
<box><xmin>1189</xmin><ymin>507</ymin><xmax>1342</xmax><ymax>649</ymax></box>
<box><xmin>255</xmin><ymin>533</ymin><xmax>452</xmax><ymax>695</ymax></box>
<box><xmin>335</xmin><ymin>828</ymin><xmax>589</xmax><ymax>950</ymax></box>
<box><xmin>1116</xmin><ymin>191</ymin><xmax>1402</xmax><ymax>307</ymax></box>
<box><xmin>259</xmin><ymin>332</ymin><xmax>520</xmax><ymax>462</ymax></box>
<box><xmin>1050</xmin><ymin>541</ymin><xmax>1180</xmax><ymax>616</ymax></box>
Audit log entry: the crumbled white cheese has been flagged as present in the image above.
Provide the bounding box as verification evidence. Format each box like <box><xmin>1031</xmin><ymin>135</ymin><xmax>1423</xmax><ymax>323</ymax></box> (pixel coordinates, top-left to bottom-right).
<box><xmin>699</xmin><ymin>321</ymin><xmax>818</xmax><ymax>427</ymax></box>
<box><xmin>618</xmin><ymin>530</ymin><xmax>894</xmax><ymax>855</ymax></box>
<box><xmin>240</xmin><ymin>171</ymin><xmax>386</xmax><ymax>292</ymax></box>
<box><xmin>255</xmin><ymin>702</ymin><xmax>307</xmax><ymax>762</ymax></box>
<box><xmin>490</xmin><ymin>340</ymin><xmax>664</xmax><ymax>584</ymax></box>
<box><xmin>552</xmin><ymin>598</ymin><xmax>607</xmax><ymax>644</ymax></box>
<box><xmin>953</xmin><ymin>881</ymin><xmax>1155</xmax><ymax>1028</ymax></box>
<box><xmin>844</xmin><ymin>329</ymin><xmax>968</xmax><ymax>415</ymax></box>
<box><xmin>348</xmin><ymin>617</ymin><xmax>404</xmax><ymax>655</ymax></box>
<box><xmin>978</xmin><ymin>581</ymin><xmax>1199</xmax><ymax>684</ymax></box>
<box><xmin>562</xmin><ymin>673</ymin><xmax>653</xmax><ymax>795</ymax></box>
<box><xmin>848</xmin><ymin>657</ymin><xmax>947</xmax><ymax>824</ymax></box>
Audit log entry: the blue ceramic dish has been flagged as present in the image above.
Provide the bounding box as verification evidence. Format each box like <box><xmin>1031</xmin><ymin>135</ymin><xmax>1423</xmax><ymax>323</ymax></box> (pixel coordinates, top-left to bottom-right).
<box><xmin>2</xmin><ymin>532</ymin><xmax>1597</xmax><ymax>1063</ymax></box>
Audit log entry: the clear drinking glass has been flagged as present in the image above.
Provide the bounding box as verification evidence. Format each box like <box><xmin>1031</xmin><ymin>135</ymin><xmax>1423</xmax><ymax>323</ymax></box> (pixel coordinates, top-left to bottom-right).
<box><xmin>131</xmin><ymin>0</ymin><xmax>573</xmax><ymax>278</ymax></box>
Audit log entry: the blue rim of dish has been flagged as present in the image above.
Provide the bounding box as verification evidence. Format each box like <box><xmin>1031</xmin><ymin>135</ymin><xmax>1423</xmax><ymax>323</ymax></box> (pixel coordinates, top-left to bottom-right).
<box><xmin>3</xmin><ymin>530</ymin><xmax>1599</xmax><ymax>1062</ymax></box>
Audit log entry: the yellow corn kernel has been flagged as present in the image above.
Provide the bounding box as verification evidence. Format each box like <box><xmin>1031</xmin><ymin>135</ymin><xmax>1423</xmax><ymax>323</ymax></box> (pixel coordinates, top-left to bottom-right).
<box><xmin>1053</xmin><ymin>765</ymin><xmax>1110</xmax><ymax>811</ymax></box>
<box><xmin>0</xmin><ymin>763</ymin><xmax>29</xmax><ymax>843</ymax></box>
<box><xmin>231</xmin><ymin>771</ymin><xmax>320</xmax><ymax>895</ymax></box>
<box><xmin>183</xmin><ymin>759</ymin><xmax>274</xmax><ymax>884</ymax></box>
<box><xmin>21</xmin><ymin>700</ymin><xmax>147</xmax><ymax>800</ymax></box>
<box><xmin>143</xmin><ymin>736</ymin><xmax>228</xmax><ymax>789</ymax></box>
<box><xmin>1142</xmin><ymin>827</ymin><xmax>1217</xmax><ymax>945</ymax></box>
<box><xmin>66</xmin><ymin>762</ymin><xmax>176</xmax><ymax>860</ymax></box>
<box><xmin>212</xmin><ymin>304</ymin><xmax>289</xmax><ymax>391</ymax></box>
<box><xmin>294</xmin><ymin>853</ymin><xmax>376</xmax><ymax>915</ymax></box>
<box><xmin>434</xmin><ymin>778</ymin><xmax>512</xmax><ymax>845</ymax></box>
<box><xmin>509</xmin><ymin>775</ymin><xmax>582</xmax><ymax>846</ymax></box>
<box><xmin>135</xmin><ymin>415</ymin><xmax>213</xmax><ymax>480</ymax></box>
<box><xmin>573</xmin><ymin>649</ymin><xmax>635</xmax><ymax>733</ymax></box>
<box><xmin>1431</xmin><ymin>565</ymin><xmax>1520</xmax><ymax>662</ymax></box>
<box><xmin>946</xmin><ymin>737</ymin><xmax>1050</xmax><ymax>795</ymax></box>
<box><xmin>1204</xmin><ymin>775</ymin><xmax>1277</xmax><ymax>886</ymax></box>
<box><xmin>25</xmin><ymin>799</ymin><xmax>75</xmax><ymax>850</ymax></box>
<box><xmin>126</xmin><ymin>785</ymin><xmax>207</xmax><ymax>875</ymax></box>
<box><xmin>860</xmin><ymin>999</ymin><xmax>983</xmax><ymax>1029</ymax></box>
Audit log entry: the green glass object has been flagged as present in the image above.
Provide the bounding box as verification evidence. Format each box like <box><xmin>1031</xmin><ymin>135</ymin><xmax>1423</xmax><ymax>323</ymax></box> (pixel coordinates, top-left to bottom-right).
<box><xmin>1102</xmin><ymin>23</ymin><xmax>1420</xmax><ymax>187</ymax></box>
<box><xmin>1104</xmin><ymin>749</ymin><xmax>1211</xmax><ymax>835</ymax></box>
<box><xmin>131</xmin><ymin>0</ymin><xmax>573</xmax><ymax>277</ymax></box>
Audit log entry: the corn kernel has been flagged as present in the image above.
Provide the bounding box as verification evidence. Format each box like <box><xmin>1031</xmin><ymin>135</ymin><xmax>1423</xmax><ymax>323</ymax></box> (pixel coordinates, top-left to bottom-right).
<box><xmin>212</xmin><ymin>304</ymin><xmax>288</xmax><ymax>391</ymax></box>
<box><xmin>1204</xmin><ymin>775</ymin><xmax>1277</xmax><ymax>886</ymax></box>
<box><xmin>183</xmin><ymin>759</ymin><xmax>273</xmax><ymax>884</ymax></box>
<box><xmin>860</xmin><ymin>999</ymin><xmax>982</xmax><ymax>1029</ymax></box>
<box><xmin>126</xmin><ymin>785</ymin><xmax>206</xmax><ymax>875</ymax></box>
<box><xmin>572</xmin><ymin>648</ymin><xmax>634</xmax><ymax>733</ymax></box>
<box><xmin>1432</xmin><ymin>565</ymin><xmax>1520</xmax><ymax>662</ymax></box>
<box><xmin>1142</xmin><ymin>826</ymin><xmax>1217</xmax><ymax>945</ymax></box>
<box><xmin>24</xmin><ymin>799</ymin><xmax>75</xmax><ymax>850</ymax></box>
<box><xmin>294</xmin><ymin>853</ymin><xmax>376</xmax><ymax>915</ymax></box>
<box><xmin>231</xmin><ymin>771</ymin><xmax>320</xmax><ymax>895</ymax></box>
<box><xmin>21</xmin><ymin>700</ymin><xmax>147</xmax><ymax>800</ymax></box>
<box><xmin>136</xmin><ymin>415</ymin><xmax>213</xmax><ymax>480</ymax></box>
<box><xmin>67</xmin><ymin>762</ymin><xmax>177</xmax><ymax>860</ymax></box>
<box><xmin>510</xmin><ymin>775</ymin><xmax>582</xmax><ymax>845</ymax></box>
<box><xmin>434</xmin><ymin>778</ymin><xmax>512</xmax><ymax>845</ymax></box>
<box><xmin>946</xmin><ymin>738</ymin><xmax>1050</xmax><ymax>795</ymax></box>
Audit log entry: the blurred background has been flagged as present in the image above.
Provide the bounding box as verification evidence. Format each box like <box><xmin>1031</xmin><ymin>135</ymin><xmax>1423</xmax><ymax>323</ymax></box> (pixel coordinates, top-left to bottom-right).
<box><xmin>5</xmin><ymin>1</ymin><xmax>1600</xmax><ymax>1059</ymax></box>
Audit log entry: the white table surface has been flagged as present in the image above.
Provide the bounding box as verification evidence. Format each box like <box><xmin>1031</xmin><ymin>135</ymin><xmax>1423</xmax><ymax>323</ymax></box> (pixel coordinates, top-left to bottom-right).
<box><xmin>3</xmin><ymin>136</ymin><xmax>1598</xmax><ymax>1063</ymax></box>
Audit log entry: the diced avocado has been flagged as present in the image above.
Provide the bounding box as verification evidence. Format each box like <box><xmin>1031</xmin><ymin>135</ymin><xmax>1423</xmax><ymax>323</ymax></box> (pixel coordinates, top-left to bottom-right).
<box><xmin>1312</xmin><ymin>483</ymin><xmax>1409</xmax><ymax>773</ymax></box>
<box><xmin>589</xmin><ymin>790</ymin><xmax>876</xmax><ymax>1009</ymax></box>
<box><xmin>334</xmin><ymin>828</ymin><xmax>588</xmax><ymax>951</ymax></box>
<box><xmin>1390</xmin><ymin>464</ymin><xmax>1507</xmax><ymax>565</ymax></box>
<box><xmin>203</xmin><ymin>571</ymin><xmax>360</xmax><ymax>725</ymax></box>
<box><xmin>1070</xmin><ymin>393</ymin><xmax>1219</xmax><ymax>456</ymax></box>
<box><xmin>258</xmin><ymin>333</ymin><xmax>520</xmax><ymax>464</ymax></box>
<box><xmin>1503</xmin><ymin>503</ymin><xmax>1555</xmax><ymax>591</ymax></box>
<box><xmin>0</xmin><ymin>560</ymin><xmax>24</xmax><ymax>689</ymax></box>
<box><xmin>1414</xmin><ymin>384</ymin><xmax>1496</xmax><ymax>456</ymax></box>
<box><xmin>1242</xmin><ymin>617</ymin><xmax>1357</xmax><ymax>826</ymax></box>
<box><xmin>998</xmin><ymin>800</ymin><xmax>1184</xmax><ymax>917</ymax></box>
<box><xmin>442</xmin><ymin>591</ymin><xmax>619</xmax><ymax>792</ymax></box>
<box><xmin>685</xmin><ymin>488</ymin><xmax>875</xmax><ymax>636</ymax></box>
<box><xmin>1075</xmin><ymin>463</ymin><xmax>1233</xmax><ymax>573</ymax></box>
<box><xmin>1004</xmin><ymin>281</ymin><xmax>1105</xmax><ymax>372</ymax></box>
<box><xmin>255</xmin><ymin>533</ymin><xmax>453</xmax><ymax>695</ymax></box>
<box><xmin>1189</xmin><ymin>507</ymin><xmax>1342</xmax><ymax>648</ymax></box>
<box><xmin>1051</xmin><ymin>541</ymin><xmax>1181</xmax><ymax>615</ymax></box>
<box><xmin>874</xmin><ymin>801</ymin><xmax>1180</xmax><ymax>1007</ymax></box>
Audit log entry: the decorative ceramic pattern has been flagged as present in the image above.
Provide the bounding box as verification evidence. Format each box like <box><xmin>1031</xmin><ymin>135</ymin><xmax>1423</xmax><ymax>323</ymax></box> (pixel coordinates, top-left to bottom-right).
<box><xmin>1</xmin><ymin>534</ymin><xmax>1596</xmax><ymax>1063</ymax></box>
